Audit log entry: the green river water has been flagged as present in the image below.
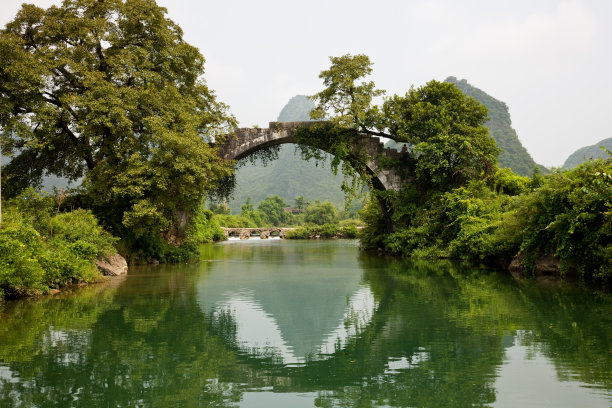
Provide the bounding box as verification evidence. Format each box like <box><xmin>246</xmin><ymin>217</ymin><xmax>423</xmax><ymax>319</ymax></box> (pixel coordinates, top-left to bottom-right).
<box><xmin>0</xmin><ymin>239</ymin><xmax>611</xmax><ymax>407</ymax></box>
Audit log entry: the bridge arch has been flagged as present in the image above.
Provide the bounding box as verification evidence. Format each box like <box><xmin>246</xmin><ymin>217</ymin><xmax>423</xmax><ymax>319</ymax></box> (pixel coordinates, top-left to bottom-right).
<box><xmin>216</xmin><ymin>121</ymin><xmax>405</xmax><ymax>192</ymax></box>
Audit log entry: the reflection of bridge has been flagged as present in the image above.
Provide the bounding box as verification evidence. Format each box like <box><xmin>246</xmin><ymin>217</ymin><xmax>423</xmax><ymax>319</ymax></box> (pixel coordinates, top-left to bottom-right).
<box><xmin>215</xmin><ymin>121</ymin><xmax>406</xmax><ymax>192</ymax></box>
<box><xmin>221</xmin><ymin>227</ymin><xmax>294</xmax><ymax>239</ymax></box>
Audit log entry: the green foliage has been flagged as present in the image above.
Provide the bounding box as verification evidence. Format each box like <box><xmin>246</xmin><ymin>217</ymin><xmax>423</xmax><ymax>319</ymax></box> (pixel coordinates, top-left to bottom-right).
<box><xmin>285</xmin><ymin>224</ymin><xmax>340</xmax><ymax>239</ymax></box>
<box><xmin>382</xmin><ymin>80</ymin><xmax>499</xmax><ymax>191</ymax></box>
<box><xmin>214</xmin><ymin>214</ymin><xmax>259</xmax><ymax>228</ymax></box>
<box><xmin>258</xmin><ymin>195</ymin><xmax>291</xmax><ymax>226</ymax></box>
<box><xmin>185</xmin><ymin>208</ymin><xmax>225</xmax><ymax>245</ymax></box>
<box><xmin>490</xmin><ymin>168</ymin><xmax>531</xmax><ymax>196</ymax></box>
<box><xmin>513</xmin><ymin>159</ymin><xmax>611</xmax><ymax>278</ymax></box>
<box><xmin>358</xmin><ymin>197</ymin><xmax>388</xmax><ymax>250</ymax></box>
<box><xmin>310</xmin><ymin>54</ymin><xmax>384</xmax><ymax>129</ymax></box>
<box><xmin>240</xmin><ymin>197</ymin><xmax>264</xmax><ymax>226</ymax></box>
<box><xmin>363</xmin><ymin>159</ymin><xmax>611</xmax><ymax>282</ymax></box>
<box><xmin>7</xmin><ymin>188</ymin><xmax>54</xmax><ymax>235</ymax></box>
<box><xmin>0</xmin><ymin>197</ymin><xmax>118</xmax><ymax>298</ymax></box>
<box><xmin>209</xmin><ymin>202</ymin><xmax>232</xmax><ymax>215</ymax></box>
<box><xmin>50</xmin><ymin>209</ymin><xmax>117</xmax><ymax>256</ymax></box>
<box><xmin>0</xmin><ymin>0</ymin><xmax>235</xmax><ymax>242</ymax></box>
<box><xmin>0</xmin><ymin>223</ymin><xmax>45</xmax><ymax>296</ymax></box>
<box><xmin>294</xmin><ymin>196</ymin><xmax>310</xmax><ymax>212</ymax></box>
<box><xmin>445</xmin><ymin>77</ymin><xmax>544</xmax><ymax>177</ymax></box>
<box><xmin>304</xmin><ymin>200</ymin><xmax>339</xmax><ymax>225</ymax></box>
<box><xmin>341</xmin><ymin>225</ymin><xmax>358</xmax><ymax>238</ymax></box>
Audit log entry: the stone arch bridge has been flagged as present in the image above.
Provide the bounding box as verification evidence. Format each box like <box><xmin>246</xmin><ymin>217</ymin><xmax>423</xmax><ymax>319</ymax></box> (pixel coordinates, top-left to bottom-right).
<box><xmin>215</xmin><ymin>121</ymin><xmax>406</xmax><ymax>192</ymax></box>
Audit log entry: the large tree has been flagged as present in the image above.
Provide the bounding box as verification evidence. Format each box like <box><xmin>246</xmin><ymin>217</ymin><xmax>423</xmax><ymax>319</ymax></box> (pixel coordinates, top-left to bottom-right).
<box><xmin>0</xmin><ymin>0</ymin><xmax>234</xmax><ymax>238</ymax></box>
<box><xmin>309</xmin><ymin>54</ymin><xmax>499</xmax><ymax>194</ymax></box>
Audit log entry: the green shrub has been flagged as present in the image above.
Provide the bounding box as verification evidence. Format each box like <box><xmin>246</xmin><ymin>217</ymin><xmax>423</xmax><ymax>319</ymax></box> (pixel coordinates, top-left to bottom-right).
<box><xmin>285</xmin><ymin>224</ymin><xmax>340</xmax><ymax>239</ymax></box>
<box><xmin>304</xmin><ymin>201</ymin><xmax>339</xmax><ymax>225</ymax></box>
<box><xmin>214</xmin><ymin>214</ymin><xmax>258</xmax><ymax>228</ymax></box>
<box><xmin>186</xmin><ymin>208</ymin><xmax>226</xmax><ymax>244</ymax></box>
<box><xmin>514</xmin><ymin>159</ymin><xmax>611</xmax><ymax>279</ymax></box>
<box><xmin>319</xmin><ymin>223</ymin><xmax>339</xmax><ymax>238</ymax></box>
<box><xmin>0</xmin><ymin>194</ymin><xmax>119</xmax><ymax>299</ymax></box>
<box><xmin>341</xmin><ymin>225</ymin><xmax>358</xmax><ymax>238</ymax></box>
<box><xmin>339</xmin><ymin>218</ymin><xmax>362</xmax><ymax>227</ymax></box>
<box><xmin>124</xmin><ymin>234</ymin><xmax>198</xmax><ymax>264</ymax></box>
<box><xmin>285</xmin><ymin>225</ymin><xmax>315</xmax><ymax>239</ymax></box>
<box><xmin>0</xmin><ymin>225</ymin><xmax>46</xmax><ymax>296</ymax></box>
<box><xmin>490</xmin><ymin>168</ymin><xmax>531</xmax><ymax>196</ymax></box>
<box><xmin>39</xmin><ymin>241</ymin><xmax>99</xmax><ymax>288</ymax></box>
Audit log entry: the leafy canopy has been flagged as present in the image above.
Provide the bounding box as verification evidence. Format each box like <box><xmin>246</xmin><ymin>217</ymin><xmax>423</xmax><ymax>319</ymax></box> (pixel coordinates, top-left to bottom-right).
<box><xmin>0</xmin><ymin>0</ymin><xmax>235</xmax><ymax>237</ymax></box>
<box><xmin>306</xmin><ymin>54</ymin><xmax>498</xmax><ymax>195</ymax></box>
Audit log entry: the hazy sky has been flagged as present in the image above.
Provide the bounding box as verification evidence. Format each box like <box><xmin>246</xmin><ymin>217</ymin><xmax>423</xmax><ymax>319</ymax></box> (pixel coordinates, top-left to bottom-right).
<box><xmin>2</xmin><ymin>0</ymin><xmax>611</xmax><ymax>167</ymax></box>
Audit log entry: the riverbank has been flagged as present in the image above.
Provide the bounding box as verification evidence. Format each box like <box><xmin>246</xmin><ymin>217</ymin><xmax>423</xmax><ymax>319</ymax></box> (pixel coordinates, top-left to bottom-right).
<box><xmin>2</xmin><ymin>239</ymin><xmax>610</xmax><ymax>407</ymax></box>
<box><xmin>0</xmin><ymin>191</ymin><xmax>120</xmax><ymax>300</ymax></box>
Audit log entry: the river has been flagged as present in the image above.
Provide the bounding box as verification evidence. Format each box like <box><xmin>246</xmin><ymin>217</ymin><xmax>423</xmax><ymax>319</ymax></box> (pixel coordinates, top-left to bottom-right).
<box><xmin>1</xmin><ymin>239</ymin><xmax>611</xmax><ymax>407</ymax></box>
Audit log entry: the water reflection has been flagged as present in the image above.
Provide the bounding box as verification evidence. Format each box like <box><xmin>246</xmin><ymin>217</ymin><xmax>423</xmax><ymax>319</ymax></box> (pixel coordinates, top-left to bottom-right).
<box><xmin>0</xmin><ymin>240</ymin><xmax>610</xmax><ymax>407</ymax></box>
<box><xmin>198</xmin><ymin>240</ymin><xmax>376</xmax><ymax>364</ymax></box>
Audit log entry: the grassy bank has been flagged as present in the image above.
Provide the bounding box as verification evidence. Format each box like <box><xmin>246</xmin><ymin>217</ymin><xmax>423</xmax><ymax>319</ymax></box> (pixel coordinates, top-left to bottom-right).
<box><xmin>0</xmin><ymin>190</ymin><xmax>117</xmax><ymax>299</ymax></box>
<box><xmin>361</xmin><ymin>158</ymin><xmax>611</xmax><ymax>283</ymax></box>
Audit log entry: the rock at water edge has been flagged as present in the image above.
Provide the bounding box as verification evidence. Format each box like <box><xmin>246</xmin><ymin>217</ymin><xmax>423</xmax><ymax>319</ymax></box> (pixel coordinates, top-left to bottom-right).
<box><xmin>96</xmin><ymin>253</ymin><xmax>128</xmax><ymax>276</ymax></box>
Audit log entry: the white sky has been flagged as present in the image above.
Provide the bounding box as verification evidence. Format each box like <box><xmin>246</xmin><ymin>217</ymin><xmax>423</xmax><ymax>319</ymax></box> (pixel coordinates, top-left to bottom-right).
<box><xmin>2</xmin><ymin>0</ymin><xmax>611</xmax><ymax>167</ymax></box>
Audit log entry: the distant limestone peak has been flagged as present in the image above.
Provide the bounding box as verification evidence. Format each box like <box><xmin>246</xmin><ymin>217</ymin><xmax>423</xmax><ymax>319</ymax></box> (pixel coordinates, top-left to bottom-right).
<box><xmin>562</xmin><ymin>138</ymin><xmax>612</xmax><ymax>169</ymax></box>
<box><xmin>277</xmin><ymin>95</ymin><xmax>315</xmax><ymax>122</ymax></box>
<box><xmin>445</xmin><ymin>77</ymin><xmax>541</xmax><ymax>177</ymax></box>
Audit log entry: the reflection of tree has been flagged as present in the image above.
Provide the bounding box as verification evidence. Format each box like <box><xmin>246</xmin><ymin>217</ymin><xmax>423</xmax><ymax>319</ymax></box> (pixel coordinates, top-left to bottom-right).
<box><xmin>513</xmin><ymin>285</ymin><xmax>612</xmax><ymax>390</ymax></box>
<box><xmin>265</xmin><ymin>259</ymin><xmax>508</xmax><ymax>407</ymax></box>
<box><xmin>0</xmin><ymin>270</ymin><xmax>243</xmax><ymax>408</ymax></box>
<box><xmin>200</xmin><ymin>240</ymin><xmax>340</xmax><ymax>265</ymax></box>
<box><xmin>1</xmin><ymin>250</ymin><xmax>611</xmax><ymax>407</ymax></box>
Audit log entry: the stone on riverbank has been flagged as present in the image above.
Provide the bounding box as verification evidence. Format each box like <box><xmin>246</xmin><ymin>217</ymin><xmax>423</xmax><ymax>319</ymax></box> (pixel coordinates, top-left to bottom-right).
<box><xmin>509</xmin><ymin>253</ymin><xmax>562</xmax><ymax>277</ymax></box>
<box><xmin>96</xmin><ymin>254</ymin><xmax>128</xmax><ymax>276</ymax></box>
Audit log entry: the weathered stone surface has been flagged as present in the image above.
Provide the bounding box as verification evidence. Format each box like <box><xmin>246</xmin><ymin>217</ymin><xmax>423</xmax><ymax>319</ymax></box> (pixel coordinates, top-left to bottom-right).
<box><xmin>534</xmin><ymin>254</ymin><xmax>562</xmax><ymax>275</ymax></box>
<box><xmin>96</xmin><ymin>253</ymin><xmax>128</xmax><ymax>276</ymax></box>
<box><xmin>215</xmin><ymin>122</ymin><xmax>408</xmax><ymax>192</ymax></box>
<box><xmin>509</xmin><ymin>253</ymin><xmax>562</xmax><ymax>276</ymax></box>
<box><xmin>222</xmin><ymin>227</ymin><xmax>292</xmax><ymax>239</ymax></box>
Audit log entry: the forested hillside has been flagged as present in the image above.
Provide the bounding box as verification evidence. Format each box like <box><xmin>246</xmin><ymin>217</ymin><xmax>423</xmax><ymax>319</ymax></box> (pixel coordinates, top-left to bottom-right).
<box><xmin>563</xmin><ymin>137</ymin><xmax>612</xmax><ymax>169</ymax></box>
<box><xmin>227</xmin><ymin>96</ymin><xmax>346</xmax><ymax>212</ymax></box>
<box><xmin>445</xmin><ymin>77</ymin><xmax>543</xmax><ymax>176</ymax></box>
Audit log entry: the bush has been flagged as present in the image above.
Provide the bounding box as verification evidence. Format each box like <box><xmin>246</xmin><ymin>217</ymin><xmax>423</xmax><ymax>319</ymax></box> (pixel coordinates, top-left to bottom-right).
<box><xmin>214</xmin><ymin>214</ymin><xmax>258</xmax><ymax>228</ymax></box>
<box><xmin>304</xmin><ymin>201</ymin><xmax>339</xmax><ymax>225</ymax></box>
<box><xmin>285</xmin><ymin>224</ymin><xmax>340</xmax><ymax>239</ymax></box>
<box><xmin>341</xmin><ymin>225</ymin><xmax>358</xmax><ymax>238</ymax></box>
<box><xmin>39</xmin><ymin>241</ymin><xmax>99</xmax><ymax>288</ymax></box>
<box><xmin>0</xmin><ymin>196</ymin><xmax>119</xmax><ymax>299</ymax></box>
<box><xmin>0</xmin><ymin>225</ymin><xmax>46</xmax><ymax>296</ymax></box>
<box><xmin>186</xmin><ymin>208</ymin><xmax>226</xmax><ymax>244</ymax></box>
<box><xmin>490</xmin><ymin>168</ymin><xmax>531</xmax><ymax>196</ymax></box>
<box><xmin>285</xmin><ymin>226</ymin><xmax>314</xmax><ymax>239</ymax></box>
<box><xmin>361</xmin><ymin>157</ymin><xmax>611</xmax><ymax>283</ymax></box>
<box><xmin>513</xmin><ymin>159</ymin><xmax>611</xmax><ymax>279</ymax></box>
<box><xmin>51</xmin><ymin>209</ymin><xmax>117</xmax><ymax>256</ymax></box>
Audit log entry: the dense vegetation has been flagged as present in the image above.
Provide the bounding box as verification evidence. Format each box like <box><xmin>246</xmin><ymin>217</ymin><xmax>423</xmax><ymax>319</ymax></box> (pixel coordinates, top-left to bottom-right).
<box><xmin>0</xmin><ymin>0</ymin><xmax>233</xmax><ymax>258</ymax></box>
<box><xmin>304</xmin><ymin>54</ymin><xmax>611</xmax><ymax>282</ymax></box>
<box><xmin>212</xmin><ymin>194</ymin><xmax>360</xmax><ymax>232</ymax></box>
<box><xmin>563</xmin><ymin>137</ymin><xmax>612</xmax><ymax>169</ymax></box>
<box><xmin>0</xmin><ymin>189</ymin><xmax>117</xmax><ymax>299</ymax></box>
<box><xmin>445</xmin><ymin>77</ymin><xmax>546</xmax><ymax>176</ymax></box>
<box><xmin>385</xmin><ymin>77</ymin><xmax>544</xmax><ymax>177</ymax></box>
